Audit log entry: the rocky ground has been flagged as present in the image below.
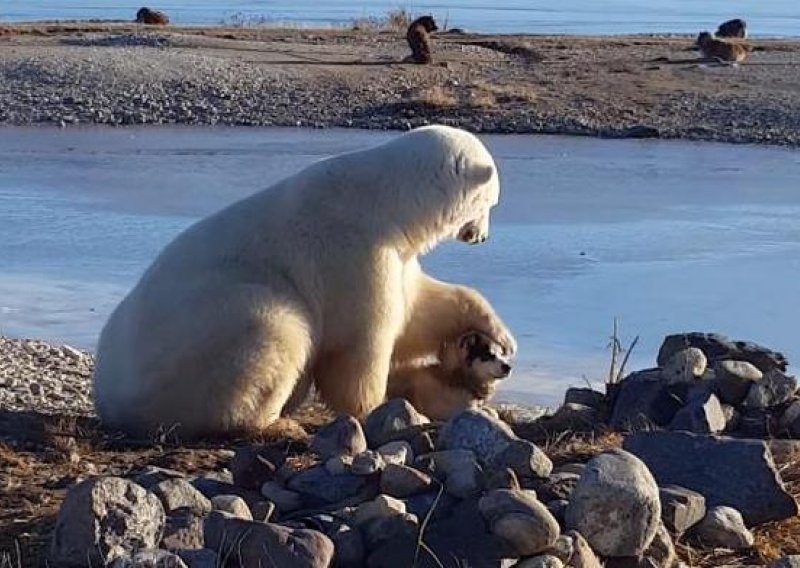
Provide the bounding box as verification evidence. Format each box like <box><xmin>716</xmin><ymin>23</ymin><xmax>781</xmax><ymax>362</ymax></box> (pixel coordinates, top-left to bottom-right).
<box><xmin>1</xmin><ymin>333</ymin><xmax>800</xmax><ymax>567</ymax></box>
<box><xmin>0</xmin><ymin>22</ymin><xmax>800</xmax><ymax>145</ymax></box>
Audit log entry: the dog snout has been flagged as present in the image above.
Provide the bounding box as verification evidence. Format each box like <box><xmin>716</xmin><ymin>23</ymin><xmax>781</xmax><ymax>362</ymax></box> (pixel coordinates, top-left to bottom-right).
<box><xmin>499</xmin><ymin>362</ymin><xmax>511</xmax><ymax>377</ymax></box>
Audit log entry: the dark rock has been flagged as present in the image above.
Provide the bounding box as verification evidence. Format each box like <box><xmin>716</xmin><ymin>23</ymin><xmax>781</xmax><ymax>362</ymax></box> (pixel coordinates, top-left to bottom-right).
<box><xmin>311</xmin><ymin>415</ymin><xmax>368</xmax><ymax>460</ymax></box>
<box><xmin>564</xmin><ymin>388</ymin><xmax>607</xmax><ymax>411</ymax></box>
<box><xmin>204</xmin><ymin>511</ymin><xmax>334</xmax><ymax>568</ymax></box>
<box><xmin>657</xmin><ymin>332</ymin><xmax>788</xmax><ymax>373</ymax></box>
<box><xmin>778</xmin><ymin>400</ymin><xmax>800</xmax><ymax>438</ymax></box>
<box><xmin>287</xmin><ymin>466</ymin><xmax>369</xmax><ymax>506</ymax></box>
<box><xmin>546</xmin><ymin>499</ymin><xmax>569</xmax><ymax>527</ymax></box>
<box><xmin>715</xmin><ymin>360</ymin><xmax>763</xmax><ymax>405</ymax></box>
<box><xmin>734</xmin><ymin>407</ymin><xmax>772</xmax><ymax>438</ymax></box>
<box><xmin>620</xmin><ymin>125</ymin><xmax>660</xmax><ymax>139</ymax></box>
<box><xmin>610</xmin><ymin>375</ymin><xmax>688</xmax><ymax>430</ymax></box>
<box><xmin>415</xmin><ymin>449</ymin><xmax>483</xmax><ymax>498</ymax></box>
<box><xmin>285</xmin><ymin>513</ymin><xmax>364</xmax><ymax>568</ymax></box>
<box><xmin>230</xmin><ymin>444</ymin><xmax>285</xmax><ymax>490</ymax></box>
<box><xmin>380</xmin><ymin>463</ymin><xmax>434</xmax><ymax>498</ymax></box>
<box><xmin>190</xmin><ymin>477</ymin><xmax>262</xmax><ymax>509</ymax></box>
<box><xmin>669</xmin><ymin>392</ymin><xmax>725</xmax><ymax>434</ymax></box>
<box><xmin>528</xmin><ymin>472</ymin><xmax>580</xmax><ymax>503</ymax></box>
<box><xmin>768</xmin><ymin>557</ymin><xmax>800</xmax><ymax>568</ymax></box>
<box><xmin>624</xmin><ymin>431</ymin><xmax>798</xmax><ymax>525</ymax></box>
<box><xmin>174</xmin><ymin>548</ymin><xmax>217</xmax><ymax>568</ymax></box>
<box><xmin>403</xmin><ymin>490</ymin><xmax>457</xmax><ymax>524</ymax></box>
<box><xmin>742</xmin><ymin>370</ymin><xmax>798</xmax><ymax>409</ymax></box>
<box><xmin>109</xmin><ymin>549</ymin><xmax>187</xmax><ymax>567</ymax></box>
<box><xmin>50</xmin><ymin>477</ymin><xmax>165</xmax><ymax>567</ymax></box>
<box><xmin>565</xmin><ymin>449</ymin><xmax>660</xmax><ymax>557</ymax></box>
<box><xmin>485</xmin><ymin>467</ymin><xmax>521</xmax><ymax>491</ymax></box>
<box><xmin>251</xmin><ymin>500</ymin><xmax>276</xmax><ymax>522</ymax></box>
<box><xmin>131</xmin><ymin>466</ymin><xmax>185</xmax><ymax>490</ymax></box>
<box><xmin>515</xmin><ymin>555</ymin><xmax>564</xmax><ymax>568</ymax></box>
<box><xmin>539</xmin><ymin>403</ymin><xmax>605</xmax><ymax>433</ymax></box>
<box><xmin>479</xmin><ymin>489</ymin><xmax>560</xmax><ymax>555</ymax></box>
<box><xmin>659</xmin><ymin>484</ymin><xmax>706</xmax><ymax>535</ymax></box>
<box><xmin>161</xmin><ymin>510</ymin><xmax>205</xmax><ymax>550</ymax></box>
<box><xmin>364</xmin><ymin>399</ymin><xmax>428</xmax><ymax>448</ymax></box>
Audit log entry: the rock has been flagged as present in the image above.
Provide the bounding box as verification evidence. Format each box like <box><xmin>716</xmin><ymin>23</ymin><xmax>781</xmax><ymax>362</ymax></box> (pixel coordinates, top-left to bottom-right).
<box><xmin>361</xmin><ymin>512</ymin><xmax>419</xmax><ymax>552</ymax></box>
<box><xmin>692</xmin><ymin>506</ymin><xmax>754</xmax><ymax>549</ymax></box>
<box><xmin>658</xmin><ymin>485</ymin><xmax>706</xmax><ymax>535</ymax></box>
<box><xmin>251</xmin><ymin>500</ymin><xmax>276</xmax><ymax>522</ymax></box>
<box><xmin>554</xmin><ymin>463</ymin><xmax>586</xmax><ymax>476</ymax></box>
<box><xmin>540</xmin><ymin>403</ymin><xmax>605</xmax><ymax>433</ymax></box>
<box><xmin>261</xmin><ymin>481</ymin><xmax>303</xmax><ymax>512</ymax></box>
<box><xmin>657</xmin><ymin>333</ymin><xmax>787</xmax><ymax>373</ymax></box>
<box><xmin>438</xmin><ymin>409</ymin><xmax>552</xmax><ymax>478</ymax></box>
<box><xmin>779</xmin><ymin>400</ymin><xmax>800</xmax><ymax>438</ymax></box>
<box><xmin>515</xmin><ymin>555</ymin><xmax>564</xmax><ymax>568</ymax></box>
<box><xmin>409</xmin><ymin>430</ymin><xmax>436</xmax><ymax>456</ymax></box>
<box><xmin>376</xmin><ymin>440</ymin><xmax>413</xmax><ymax>465</ymax></box>
<box><xmin>174</xmin><ymin>548</ymin><xmax>217</xmax><ymax>568</ymax></box>
<box><xmin>311</xmin><ymin>415</ymin><xmax>368</xmax><ymax>460</ymax></box>
<box><xmin>50</xmin><ymin>477</ymin><xmax>165</xmax><ymax>567</ymax></box>
<box><xmin>210</xmin><ymin>495</ymin><xmax>252</xmax><ymax>520</ymax></box>
<box><xmin>564</xmin><ymin>388</ymin><xmax>607</xmax><ymax>411</ymax></box>
<box><xmin>547</xmin><ymin>499</ymin><xmax>569</xmax><ymax>526</ymax></box>
<box><xmin>230</xmin><ymin>444</ymin><xmax>285</xmax><ymax>490</ymax></box>
<box><xmin>609</xmin><ymin>374</ymin><xmax>688</xmax><ymax>430</ymax></box>
<box><xmin>161</xmin><ymin>511</ymin><xmax>205</xmax><ymax>550</ymax></box>
<box><xmin>326</xmin><ymin>454</ymin><xmax>353</xmax><ymax>475</ymax></box>
<box><xmin>548</xmin><ymin>533</ymin><xmax>574</xmax><ymax>563</ymax></box>
<box><xmin>530</xmin><ymin>471</ymin><xmax>580</xmax><ymax>503</ymax></box>
<box><xmin>364</xmin><ymin>399</ymin><xmax>428</xmax><ymax>447</ymax></box>
<box><xmin>416</xmin><ymin>449</ymin><xmax>483</xmax><ymax>498</ymax></box>
<box><xmin>380</xmin><ymin>463</ymin><xmax>433</xmax><ymax>498</ymax></box>
<box><xmin>669</xmin><ymin>392</ymin><xmax>726</xmax><ymax>434</ymax></box>
<box><xmin>565</xmin><ymin>449</ymin><xmax>661</xmax><ymax>557</ymax></box>
<box><xmin>403</xmin><ymin>490</ymin><xmax>458</xmax><ymax>524</ymax></box>
<box><xmin>742</xmin><ymin>370</ymin><xmax>798</xmax><ymax>409</ymax></box>
<box><xmin>563</xmin><ymin>530</ymin><xmax>602</xmax><ymax>568</ymax></box>
<box><xmin>132</xmin><ymin>466</ymin><xmax>185</xmax><ymax>490</ymax></box>
<box><xmin>479</xmin><ymin>489</ymin><xmax>560</xmax><ymax>556</ymax></box>
<box><xmin>624</xmin><ymin>431</ymin><xmax>798</xmax><ymax>525</ymax></box>
<box><xmin>152</xmin><ymin>479</ymin><xmax>213</xmax><ymax>516</ymax></box>
<box><xmin>662</xmin><ymin>348</ymin><xmax>707</xmax><ymax>383</ymax></box>
<box><xmin>329</xmin><ymin>522</ymin><xmax>364</xmax><ymax>568</ymax></box>
<box><xmin>204</xmin><ymin>510</ymin><xmax>334</xmax><ymax>567</ymax></box>
<box><xmin>286</xmin><ymin>466</ymin><xmax>368</xmax><ymax>505</ymax></box>
<box><xmin>351</xmin><ymin>450</ymin><xmax>386</xmax><ymax>475</ymax></box>
<box><xmin>714</xmin><ymin>360</ymin><xmax>763</xmax><ymax>405</ymax></box>
<box><xmin>485</xmin><ymin>468</ymin><xmax>521</xmax><ymax>491</ymax></box>
<box><xmin>645</xmin><ymin>522</ymin><xmax>676</xmax><ymax>568</ymax></box>
<box><xmin>190</xmin><ymin>477</ymin><xmax>262</xmax><ymax>508</ymax></box>
<box><xmin>110</xmin><ymin>549</ymin><xmax>187</xmax><ymax>567</ymax></box>
<box><xmin>353</xmin><ymin>494</ymin><xmax>407</xmax><ymax>526</ymax></box>
<box><xmin>769</xmin><ymin>557</ymin><xmax>800</xmax><ymax>568</ymax></box>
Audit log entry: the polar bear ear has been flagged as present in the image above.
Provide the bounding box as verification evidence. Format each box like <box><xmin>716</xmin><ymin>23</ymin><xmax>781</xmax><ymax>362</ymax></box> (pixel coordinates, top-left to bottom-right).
<box><xmin>466</xmin><ymin>163</ymin><xmax>495</xmax><ymax>186</ymax></box>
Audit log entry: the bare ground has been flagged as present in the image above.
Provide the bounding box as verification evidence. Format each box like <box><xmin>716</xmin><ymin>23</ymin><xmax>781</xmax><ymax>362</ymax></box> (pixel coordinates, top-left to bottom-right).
<box><xmin>0</xmin><ymin>22</ymin><xmax>799</xmax><ymax>145</ymax></box>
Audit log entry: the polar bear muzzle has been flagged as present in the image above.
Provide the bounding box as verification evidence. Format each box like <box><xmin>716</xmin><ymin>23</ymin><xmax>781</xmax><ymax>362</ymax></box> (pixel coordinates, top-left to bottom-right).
<box><xmin>457</xmin><ymin>219</ymin><xmax>489</xmax><ymax>244</ymax></box>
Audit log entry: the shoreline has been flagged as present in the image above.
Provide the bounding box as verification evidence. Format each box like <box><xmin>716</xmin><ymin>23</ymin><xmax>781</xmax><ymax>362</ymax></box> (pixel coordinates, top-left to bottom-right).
<box><xmin>1</xmin><ymin>22</ymin><xmax>799</xmax><ymax>146</ymax></box>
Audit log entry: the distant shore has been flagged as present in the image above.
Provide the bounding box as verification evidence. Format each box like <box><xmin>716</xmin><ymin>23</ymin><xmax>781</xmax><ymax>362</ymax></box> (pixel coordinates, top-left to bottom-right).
<box><xmin>1</xmin><ymin>22</ymin><xmax>800</xmax><ymax>145</ymax></box>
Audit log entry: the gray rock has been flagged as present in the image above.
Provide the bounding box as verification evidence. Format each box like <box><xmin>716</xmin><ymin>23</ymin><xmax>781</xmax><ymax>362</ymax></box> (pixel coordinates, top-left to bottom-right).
<box><xmin>485</xmin><ymin>468</ymin><xmax>521</xmax><ymax>491</ymax></box>
<box><xmin>564</xmin><ymin>388</ymin><xmax>607</xmax><ymax>411</ymax></box>
<box><xmin>624</xmin><ymin>431</ymin><xmax>798</xmax><ymax>525</ymax></box>
<box><xmin>547</xmin><ymin>499</ymin><xmax>569</xmax><ymax>526</ymax></box>
<box><xmin>286</xmin><ymin>466</ymin><xmax>368</xmax><ymax>505</ymax></box>
<box><xmin>50</xmin><ymin>477</ymin><xmax>165</xmax><ymax>567</ymax></box>
<box><xmin>409</xmin><ymin>430</ymin><xmax>436</xmax><ymax>456</ymax></box>
<box><xmin>742</xmin><ymin>370</ymin><xmax>798</xmax><ymax>409</ymax></box>
<box><xmin>669</xmin><ymin>392</ymin><xmax>726</xmax><ymax>434</ymax></box>
<box><xmin>768</xmin><ymin>557</ymin><xmax>800</xmax><ymax>568</ymax></box>
<box><xmin>364</xmin><ymin>399</ymin><xmax>428</xmax><ymax>447</ymax></box>
<box><xmin>131</xmin><ymin>466</ymin><xmax>185</xmax><ymax>490</ymax></box>
<box><xmin>692</xmin><ymin>506</ymin><xmax>754</xmax><ymax>549</ymax></box>
<box><xmin>380</xmin><ymin>463</ymin><xmax>433</xmax><ymax>498</ymax></box>
<box><xmin>659</xmin><ymin>485</ymin><xmax>706</xmax><ymax>535</ymax></box>
<box><xmin>284</xmin><ymin>514</ymin><xmax>365</xmax><ymax>568</ymax></box>
<box><xmin>554</xmin><ymin>463</ymin><xmax>587</xmax><ymax>476</ymax></box>
<box><xmin>376</xmin><ymin>440</ymin><xmax>413</xmax><ymax>466</ymax></box>
<box><xmin>438</xmin><ymin>409</ymin><xmax>552</xmax><ymax>478</ymax></box>
<box><xmin>261</xmin><ymin>481</ymin><xmax>303</xmax><ymax>512</ymax></box>
<box><xmin>609</xmin><ymin>374</ymin><xmax>688</xmax><ymax>430</ymax></box>
<box><xmin>416</xmin><ymin>449</ymin><xmax>483</xmax><ymax>498</ymax></box>
<box><xmin>161</xmin><ymin>511</ymin><xmax>205</xmax><ymax>550</ymax></box>
<box><xmin>662</xmin><ymin>348</ymin><xmax>707</xmax><ymax>383</ymax></box>
<box><xmin>325</xmin><ymin>454</ymin><xmax>353</xmax><ymax>475</ymax></box>
<box><xmin>230</xmin><ymin>444</ymin><xmax>285</xmax><ymax>490</ymax></box>
<box><xmin>540</xmin><ymin>403</ymin><xmax>605</xmax><ymax>433</ymax></box>
<box><xmin>657</xmin><ymin>333</ymin><xmax>788</xmax><ymax>373</ymax></box>
<box><xmin>190</xmin><ymin>477</ymin><xmax>262</xmax><ymax>509</ymax></box>
<box><xmin>361</xmin><ymin>512</ymin><xmax>419</xmax><ymax>552</ymax></box>
<box><xmin>152</xmin><ymin>479</ymin><xmax>213</xmax><ymax>516</ymax></box>
<box><xmin>714</xmin><ymin>360</ymin><xmax>763</xmax><ymax>405</ymax></box>
<box><xmin>353</xmin><ymin>494</ymin><xmax>407</xmax><ymax>527</ymax></box>
<box><xmin>251</xmin><ymin>500</ymin><xmax>276</xmax><ymax>522</ymax></box>
<box><xmin>779</xmin><ymin>400</ymin><xmax>800</xmax><ymax>438</ymax></box>
<box><xmin>479</xmin><ymin>489</ymin><xmax>560</xmax><ymax>556</ymax></box>
<box><xmin>204</xmin><ymin>510</ymin><xmax>334</xmax><ymax>567</ymax></box>
<box><xmin>565</xmin><ymin>449</ymin><xmax>661</xmax><ymax>557</ymax></box>
<box><xmin>174</xmin><ymin>549</ymin><xmax>217</xmax><ymax>568</ymax></box>
<box><xmin>311</xmin><ymin>415</ymin><xmax>368</xmax><ymax>460</ymax></box>
<box><xmin>210</xmin><ymin>495</ymin><xmax>252</xmax><ymax>520</ymax></box>
<box><xmin>515</xmin><ymin>555</ymin><xmax>564</xmax><ymax>568</ymax></box>
<box><xmin>645</xmin><ymin>522</ymin><xmax>676</xmax><ymax>568</ymax></box>
<box><xmin>563</xmin><ymin>530</ymin><xmax>602</xmax><ymax>568</ymax></box>
<box><xmin>351</xmin><ymin>450</ymin><xmax>386</xmax><ymax>475</ymax></box>
<box><xmin>110</xmin><ymin>549</ymin><xmax>187</xmax><ymax>568</ymax></box>
<box><xmin>530</xmin><ymin>471</ymin><xmax>580</xmax><ymax>503</ymax></box>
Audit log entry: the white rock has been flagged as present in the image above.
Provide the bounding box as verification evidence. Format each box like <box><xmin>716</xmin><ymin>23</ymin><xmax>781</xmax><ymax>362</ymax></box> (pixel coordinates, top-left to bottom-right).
<box><xmin>693</xmin><ymin>506</ymin><xmax>754</xmax><ymax>550</ymax></box>
<box><xmin>376</xmin><ymin>440</ymin><xmax>413</xmax><ymax>466</ymax></box>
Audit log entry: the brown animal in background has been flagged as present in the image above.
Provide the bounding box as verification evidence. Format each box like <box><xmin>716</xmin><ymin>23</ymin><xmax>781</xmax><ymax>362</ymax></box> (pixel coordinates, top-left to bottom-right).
<box><xmin>387</xmin><ymin>331</ymin><xmax>511</xmax><ymax>421</ymax></box>
<box><xmin>696</xmin><ymin>31</ymin><xmax>751</xmax><ymax>64</ymax></box>
<box><xmin>716</xmin><ymin>18</ymin><xmax>747</xmax><ymax>39</ymax></box>
<box><xmin>406</xmin><ymin>16</ymin><xmax>439</xmax><ymax>64</ymax></box>
<box><xmin>136</xmin><ymin>7</ymin><xmax>170</xmax><ymax>25</ymax></box>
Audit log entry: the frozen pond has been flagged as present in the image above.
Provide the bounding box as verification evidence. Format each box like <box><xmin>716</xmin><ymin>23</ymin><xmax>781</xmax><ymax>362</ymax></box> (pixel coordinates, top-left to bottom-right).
<box><xmin>1</xmin><ymin>126</ymin><xmax>799</xmax><ymax>405</ymax></box>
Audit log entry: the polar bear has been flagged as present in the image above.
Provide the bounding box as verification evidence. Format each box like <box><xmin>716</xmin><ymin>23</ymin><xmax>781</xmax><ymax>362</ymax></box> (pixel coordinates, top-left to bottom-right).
<box><xmin>93</xmin><ymin>125</ymin><xmax>515</xmax><ymax>439</ymax></box>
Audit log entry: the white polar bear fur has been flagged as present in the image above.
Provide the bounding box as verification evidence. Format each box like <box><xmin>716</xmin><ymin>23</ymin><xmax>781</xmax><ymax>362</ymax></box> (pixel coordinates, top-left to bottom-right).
<box><xmin>93</xmin><ymin>125</ymin><xmax>516</xmax><ymax>438</ymax></box>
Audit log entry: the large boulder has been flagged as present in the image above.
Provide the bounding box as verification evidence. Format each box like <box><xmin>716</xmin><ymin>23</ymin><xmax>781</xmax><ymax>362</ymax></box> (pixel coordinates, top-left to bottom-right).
<box><xmin>624</xmin><ymin>431</ymin><xmax>798</xmax><ymax>525</ymax></box>
<box><xmin>657</xmin><ymin>333</ymin><xmax>787</xmax><ymax>373</ymax></box>
<box><xmin>50</xmin><ymin>477</ymin><xmax>165</xmax><ymax>567</ymax></box>
<box><xmin>565</xmin><ymin>449</ymin><xmax>661</xmax><ymax>557</ymax></box>
<box><xmin>438</xmin><ymin>409</ymin><xmax>552</xmax><ymax>478</ymax></box>
<box><xmin>742</xmin><ymin>370</ymin><xmax>798</xmax><ymax>409</ymax></box>
<box><xmin>609</xmin><ymin>372</ymin><xmax>688</xmax><ymax>430</ymax></box>
<box><xmin>364</xmin><ymin>399</ymin><xmax>428</xmax><ymax>448</ymax></box>
<box><xmin>669</xmin><ymin>392</ymin><xmax>726</xmax><ymax>434</ymax></box>
<box><xmin>204</xmin><ymin>511</ymin><xmax>334</xmax><ymax>567</ymax></box>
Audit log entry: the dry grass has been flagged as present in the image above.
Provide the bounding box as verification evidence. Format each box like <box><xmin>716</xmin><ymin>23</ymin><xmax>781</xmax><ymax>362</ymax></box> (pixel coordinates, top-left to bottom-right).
<box><xmin>410</xmin><ymin>85</ymin><xmax>459</xmax><ymax>108</ymax></box>
<box><xmin>351</xmin><ymin>8</ymin><xmax>413</xmax><ymax>32</ymax></box>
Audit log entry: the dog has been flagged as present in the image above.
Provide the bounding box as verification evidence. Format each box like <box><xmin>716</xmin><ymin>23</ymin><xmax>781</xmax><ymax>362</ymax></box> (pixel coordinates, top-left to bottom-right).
<box><xmin>136</xmin><ymin>7</ymin><xmax>170</xmax><ymax>25</ymax></box>
<box><xmin>387</xmin><ymin>331</ymin><xmax>511</xmax><ymax>421</ymax></box>
<box><xmin>696</xmin><ymin>31</ymin><xmax>751</xmax><ymax>64</ymax></box>
<box><xmin>406</xmin><ymin>16</ymin><xmax>439</xmax><ymax>64</ymax></box>
<box><xmin>716</xmin><ymin>19</ymin><xmax>747</xmax><ymax>39</ymax></box>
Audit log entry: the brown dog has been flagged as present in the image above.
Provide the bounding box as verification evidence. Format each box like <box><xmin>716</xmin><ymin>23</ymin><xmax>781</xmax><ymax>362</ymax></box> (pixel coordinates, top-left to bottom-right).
<box><xmin>696</xmin><ymin>31</ymin><xmax>751</xmax><ymax>63</ymax></box>
<box><xmin>406</xmin><ymin>16</ymin><xmax>439</xmax><ymax>64</ymax></box>
<box><xmin>136</xmin><ymin>7</ymin><xmax>170</xmax><ymax>25</ymax></box>
<box><xmin>387</xmin><ymin>331</ymin><xmax>511</xmax><ymax>420</ymax></box>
